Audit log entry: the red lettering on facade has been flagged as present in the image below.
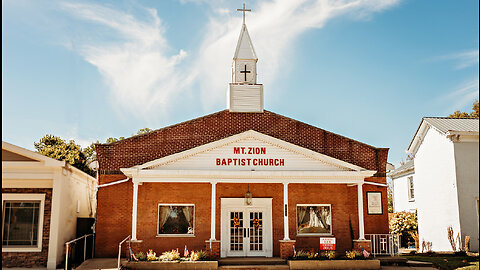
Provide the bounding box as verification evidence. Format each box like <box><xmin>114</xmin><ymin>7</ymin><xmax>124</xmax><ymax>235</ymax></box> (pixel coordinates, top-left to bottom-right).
<box><xmin>216</xmin><ymin>158</ymin><xmax>221</xmax><ymax>165</ymax></box>
<box><xmin>279</xmin><ymin>159</ymin><xmax>284</xmax><ymax>166</ymax></box>
<box><xmin>233</xmin><ymin>147</ymin><xmax>240</xmax><ymax>154</ymax></box>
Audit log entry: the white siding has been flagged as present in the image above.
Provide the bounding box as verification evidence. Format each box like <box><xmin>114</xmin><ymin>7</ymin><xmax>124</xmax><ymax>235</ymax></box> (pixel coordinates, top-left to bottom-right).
<box><xmin>228</xmin><ymin>84</ymin><xmax>263</xmax><ymax>113</ymax></box>
<box><xmin>415</xmin><ymin>127</ymin><xmax>460</xmax><ymax>252</ymax></box>
<box><xmin>155</xmin><ymin>138</ymin><xmax>347</xmax><ymax>171</ymax></box>
<box><xmin>453</xmin><ymin>141</ymin><xmax>479</xmax><ymax>252</ymax></box>
<box><xmin>392</xmin><ymin>172</ymin><xmax>416</xmax><ymax>212</ymax></box>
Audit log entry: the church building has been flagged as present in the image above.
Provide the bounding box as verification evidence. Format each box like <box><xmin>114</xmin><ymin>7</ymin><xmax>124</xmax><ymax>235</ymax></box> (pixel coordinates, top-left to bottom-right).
<box><xmin>94</xmin><ymin>8</ymin><xmax>389</xmax><ymax>259</ymax></box>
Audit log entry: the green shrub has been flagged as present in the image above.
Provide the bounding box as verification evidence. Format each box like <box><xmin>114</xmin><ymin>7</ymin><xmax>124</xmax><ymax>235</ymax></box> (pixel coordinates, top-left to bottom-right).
<box><xmin>195</xmin><ymin>250</ymin><xmax>209</xmax><ymax>261</ymax></box>
<box><xmin>135</xmin><ymin>251</ymin><xmax>146</xmax><ymax>261</ymax></box>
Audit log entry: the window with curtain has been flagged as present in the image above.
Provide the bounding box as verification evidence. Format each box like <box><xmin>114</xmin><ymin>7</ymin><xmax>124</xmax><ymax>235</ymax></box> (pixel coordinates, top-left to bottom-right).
<box><xmin>158</xmin><ymin>204</ymin><xmax>194</xmax><ymax>235</ymax></box>
<box><xmin>2</xmin><ymin>201</ymin><xmax>41</xmax><ymax>247</ymax></box>
<box><xmin>296</xmin><ymin>204</ymin><xmax>332</xmax><ymax>235</ymax></box>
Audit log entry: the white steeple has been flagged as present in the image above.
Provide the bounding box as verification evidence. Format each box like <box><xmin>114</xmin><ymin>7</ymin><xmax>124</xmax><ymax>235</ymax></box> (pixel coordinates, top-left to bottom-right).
<box><xmin>233</xmin><ymin>24</ymin><xmax>257</xmax><ymax>60</ymax></box>
<box><xmin>228</xmin><ymin>3</ymin><xmax>263</xmax><ymax>113</ymax></box>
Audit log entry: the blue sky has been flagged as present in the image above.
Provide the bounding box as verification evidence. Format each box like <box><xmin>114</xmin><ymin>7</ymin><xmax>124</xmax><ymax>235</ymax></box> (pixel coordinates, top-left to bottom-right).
<box><xmin>2</xmin><ymin>0</ymin><xmax>479</xmax><ymax>168</ymax></box>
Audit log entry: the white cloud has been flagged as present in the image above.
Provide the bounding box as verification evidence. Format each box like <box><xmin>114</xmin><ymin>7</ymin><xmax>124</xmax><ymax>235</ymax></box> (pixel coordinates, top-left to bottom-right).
<box><xmin>193</xmin><ymin>0</ymin><xmax>401</xmax><ymax>109</ymax></box>
<box><xmin>431</xmin><ymin>49</ymin><xmax>479</xmax><ymax>70</ymax></box>
<box><xmin>438</xmin><ymin>80</ymin><xmax>479</xmax><ymax>113</ymax></box>
<box><xmin>61</xmin><ymin>2</ymin><xmax>189</xmax><ymax>118</ymax></box>
<box><xmin>60</xmin><ymin>0</ymin><xmax>400</xmax><ymax>119</ymax></box>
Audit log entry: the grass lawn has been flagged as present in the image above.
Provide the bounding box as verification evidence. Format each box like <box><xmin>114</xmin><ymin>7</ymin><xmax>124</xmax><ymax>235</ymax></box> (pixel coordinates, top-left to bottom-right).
<box><xmin>402</xmin><ymin>254</ymin><xmax>479</xmax><ymax>270</ymax></box>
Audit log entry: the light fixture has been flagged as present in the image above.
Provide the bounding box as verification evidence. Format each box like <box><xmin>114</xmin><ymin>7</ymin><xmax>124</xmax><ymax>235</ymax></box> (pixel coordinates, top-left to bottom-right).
<box><xmin>245</xmin><ymin>184</ymin><xmax>252</xmax><ymax>205</ymax></box>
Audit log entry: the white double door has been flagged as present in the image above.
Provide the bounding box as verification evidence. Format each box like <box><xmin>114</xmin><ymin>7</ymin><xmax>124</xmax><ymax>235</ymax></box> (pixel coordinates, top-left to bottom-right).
<box><xmin>220</xmin><ymin>198</ymin><xmax>273</xmax><ymax>257</ymax></box>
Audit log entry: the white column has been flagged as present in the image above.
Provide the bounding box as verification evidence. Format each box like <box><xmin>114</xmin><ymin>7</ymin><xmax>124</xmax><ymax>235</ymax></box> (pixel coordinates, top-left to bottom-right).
<box><xmin>210</xmin><ymin>182</ymin><xmax>217</xmax><ymax>240</ymax></box>
<box><xmin>132</xmin><ymin>181</ymin><xmax>139</xmax><ymax>240</ymax></box>
<box><xmin>357</xmin><ymin>183</ymin><xmax>365</xmax><ymax>240</ymax></box>
<box><xmin>283</xmin><ymin>182</ymin><xmax>290</xmax><ymax>240</ymax></box>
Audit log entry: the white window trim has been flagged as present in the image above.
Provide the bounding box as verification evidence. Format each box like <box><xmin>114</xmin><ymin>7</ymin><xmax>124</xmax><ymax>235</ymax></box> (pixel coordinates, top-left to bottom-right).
<box><xmin>2</xmin><ymin>193</ymin><xmax>45</xmax><ymax>252</ymax></box>
<box><xmin>408</xmin><ymin>176</ymin><xmax>415</xmax><ymax>202</ymax></box>
<box><xmin>296</xmin><ymin>204</ymin><xmax>332</xmax><ymax>236</ymax></box>
<box><xmin>157</xmin><ymin>203</ymin><xmax>195</xmax><ymax>237</ymax></box>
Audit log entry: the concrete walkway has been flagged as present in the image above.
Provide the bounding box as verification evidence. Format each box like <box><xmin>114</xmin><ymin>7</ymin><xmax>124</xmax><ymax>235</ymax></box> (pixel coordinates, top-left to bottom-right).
<box><xmin>72</xmin><ymin>258</ymin><xmax>435</xmax><ymax>270</ymax></box>
<box><xmin>75</xmin><ymin>258</ymin><xmax>117</xmax><ymax>270</ymax></box>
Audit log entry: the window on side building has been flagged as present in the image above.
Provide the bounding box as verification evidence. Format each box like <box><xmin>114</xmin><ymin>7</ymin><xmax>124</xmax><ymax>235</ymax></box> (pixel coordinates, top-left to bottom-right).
<box><xmin>2</xmin><ymin>193</ymin><xmax>45</xmax><ymax>252</ymax></box>
<box><xmin>408</xmin><ymin>176</ymin><xmax>415</xmax><ymax>201</ymax></box>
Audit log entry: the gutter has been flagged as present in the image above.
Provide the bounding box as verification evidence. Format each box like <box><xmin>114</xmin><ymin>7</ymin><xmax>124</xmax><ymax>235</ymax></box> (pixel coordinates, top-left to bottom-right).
<box><xmin>97</xmin><ymin>178</ymin><xmax>130</xmax><ymax>188</ymax></box>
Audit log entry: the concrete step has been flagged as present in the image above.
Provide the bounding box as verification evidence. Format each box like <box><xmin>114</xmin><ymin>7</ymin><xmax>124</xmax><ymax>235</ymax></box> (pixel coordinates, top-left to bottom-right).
<box><xmin>219</xmin><ymin>265</ymin><xmax>289</xmax><ymax>270</ymax></box>
<box><xmin>219</xmin><ymin>258</ymin><xmax>287</xmax><ymax>266</ymax></box>
<box><xmin>377</xmin><ymin>256</ymin><xmax>408</xmax><ymax>266</ymax></box>
<box><xmin>406</xmin><ymin>260</ymin><xmax>434</xmax><ymax>267</ymax></box>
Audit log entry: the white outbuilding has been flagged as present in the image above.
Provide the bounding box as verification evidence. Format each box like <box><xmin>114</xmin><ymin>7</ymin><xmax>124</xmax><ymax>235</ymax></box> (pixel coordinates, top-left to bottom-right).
<box><xmin>395</xmin><ymin>117</ymin><xmax>479</xmax><ymax>252</ymax></box>
<box><xmin>2</xmin><ymin>141</ymin><xmax>97</xmax><ymax>269</ymax></box>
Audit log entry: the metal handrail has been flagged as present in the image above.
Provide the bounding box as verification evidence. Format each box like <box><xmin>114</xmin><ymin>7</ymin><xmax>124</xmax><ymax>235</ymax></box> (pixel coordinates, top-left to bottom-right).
<box><xmin>117</xmin><ymin>235</ymin><xmax>131</xmax><ymax>270</ymax></box>
<box><xmin>65</xmin><ymin>233</ymin><xmax>94</xmax><ymax>270</ymax></box>
<box><xmin>365</xmin><ymin>234</ymin><xmax>399</xmax><ymax>257</ymax></box>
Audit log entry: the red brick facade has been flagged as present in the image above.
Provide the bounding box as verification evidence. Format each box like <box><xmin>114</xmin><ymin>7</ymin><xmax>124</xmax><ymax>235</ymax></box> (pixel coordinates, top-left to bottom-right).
<box><xmin>95</xmin><ymin>110</ymin><xmax>388</xmax><ymax>180</ymax></box>
<box><xmin>94</xmin><ymin>110</ymin><xmax>389</xmax><ymax>257</ymax></box>
<box><xmin>2</xmin><ymin>188</ymin><xmax>52</xmax><ymax>268</ymax></box>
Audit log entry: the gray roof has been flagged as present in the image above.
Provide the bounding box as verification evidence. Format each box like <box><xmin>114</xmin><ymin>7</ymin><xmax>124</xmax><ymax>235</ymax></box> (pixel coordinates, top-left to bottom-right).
<box><xmin>423</xmin><ymin>117</ymin><xmax>479</xmax><ymax>134</ymax></box>
<box><xmin>389</xmin><ymin>159</ymin><xmax>414</xmax><ymax>178</ymax></box>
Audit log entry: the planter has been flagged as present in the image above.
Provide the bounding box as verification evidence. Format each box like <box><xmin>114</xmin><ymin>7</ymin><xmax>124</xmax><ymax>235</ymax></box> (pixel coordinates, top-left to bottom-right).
<box><xmin>123</xmin><ymin>260</ymin><xmax>218</xmax><ymax>270</ymax></box>
<box><xmin>288</xmin><ymin>259</ymin><xmax>380</xmax><ymax>269</ymax></box>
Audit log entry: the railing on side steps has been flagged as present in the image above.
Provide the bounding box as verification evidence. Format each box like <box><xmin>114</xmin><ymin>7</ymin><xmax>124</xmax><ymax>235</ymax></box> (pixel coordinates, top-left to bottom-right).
<box><xmin>117</xmin><ymin>235</ymin><xmax>131</xmax><ymax>270</ymax></box>
<box><xmin>65</xmin><ymin>233</ymin><xmax>94</xmax><ymax>270</ymax></box>
<box><xmin>365</xmin><ymin>234</ymin><xmax>399</xmax><ymax>257</ymax></box>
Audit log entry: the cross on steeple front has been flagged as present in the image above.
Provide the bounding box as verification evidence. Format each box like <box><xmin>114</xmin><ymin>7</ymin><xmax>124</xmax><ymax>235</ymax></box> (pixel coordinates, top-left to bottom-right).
<box><xmin>240</xmin><ymin>64</ymin><xmax>251</xmax><ymax>81</ymax></box>
<box><xmin>237</xmin><ymin>3</ymin><xmax>251</xmax><ymax>25</ymax></box>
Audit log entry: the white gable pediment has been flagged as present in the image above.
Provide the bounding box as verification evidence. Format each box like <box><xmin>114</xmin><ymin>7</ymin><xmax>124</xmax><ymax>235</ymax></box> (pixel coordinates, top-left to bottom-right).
<box><xmin>132</xmin><ymin>130</ymin><xmax>366</xmax><ymax>172</ymax></box>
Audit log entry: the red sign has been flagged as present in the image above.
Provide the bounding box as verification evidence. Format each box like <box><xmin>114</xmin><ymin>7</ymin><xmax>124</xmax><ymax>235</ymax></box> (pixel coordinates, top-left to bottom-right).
<box><xmin>320</xmin><ymin>237</ymin><xmax>336</xmax><ymax>250</ymax></box>
<box><xmin>215</xmin><ymin>147</ymin><xmax>285</xmax><ymax>167</ymax></box>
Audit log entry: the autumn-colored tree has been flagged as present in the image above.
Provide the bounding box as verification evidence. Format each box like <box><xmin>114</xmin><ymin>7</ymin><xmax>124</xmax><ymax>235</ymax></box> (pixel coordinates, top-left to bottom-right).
<box><xmin>387</xmin><ymin>182</ymin><xmax>394</xmax><ymax>213</ymax></box>
<box><xmin>448</xmin><ymin>100</ymin><xmax>479</xmax><ymax>118</ymax></box>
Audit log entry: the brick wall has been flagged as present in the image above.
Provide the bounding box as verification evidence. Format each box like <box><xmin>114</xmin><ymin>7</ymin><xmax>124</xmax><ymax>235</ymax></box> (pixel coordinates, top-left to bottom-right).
<box><xmin>94</xmin><ymin>110</ymin><xmax>389</xmax><ymax>257</ymax></box>
<box><xmin>94</xmin><ymin>175</ymin><xmax>132</xmax><ymax>257</ymax></box>
<box><xmin>95</xmin><ymin>181</ymin><xmax>388</xmax><ymax>257</ymax></box>
<box><xmin>95</xmin><ymin>110</ymin><xmax>388</xmax><ymax>181</ymax></box>
<box><xmin>2</xmin><ymin>188</ymin><xmax>52</xmax><ymax>268</ymax></box>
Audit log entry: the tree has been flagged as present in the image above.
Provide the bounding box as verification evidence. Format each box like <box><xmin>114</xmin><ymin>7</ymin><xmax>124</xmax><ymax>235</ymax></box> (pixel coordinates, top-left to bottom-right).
<box><xmin>387</xmin><ymin>182</ymin><xmax>394</xmax><ymax>213</ymax></box>
<box><xmin>389</xmin><ymin>211</ymin><xmax>418</xmax><ymax>249</ymax></box>
<box><xmin>104</xmin><ymin>127</ymin><xmax>153</xmax><ymax>144</ymax></box>
<box><xmin>35</xmin><ymin>128</ymin><xmax>154</xmax><ymax>175</ymax></box>
<box><xmin>448</xmin><ymin>100</ymin><xmax>479</xmax><ymax>118</ymax></box>
<box><xmin>34</xmin><ymin>135</ymin><xmax>94</xmax><ymax>176</ymax></box>
<box><xmin>136</xmin><ymin>128</ymin><xmax>153</xmax><ymax>135</ymax></box>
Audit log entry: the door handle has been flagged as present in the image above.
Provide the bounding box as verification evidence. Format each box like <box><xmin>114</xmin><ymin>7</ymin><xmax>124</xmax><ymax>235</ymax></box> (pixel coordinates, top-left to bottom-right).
<box><xmin>243</xmin><ymin>228</ymin><xmax>246</xmax><ymax>238</ymax></box>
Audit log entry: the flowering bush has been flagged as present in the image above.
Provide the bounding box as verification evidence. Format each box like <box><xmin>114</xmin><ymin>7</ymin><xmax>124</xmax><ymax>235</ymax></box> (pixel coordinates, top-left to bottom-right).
<box><xmin>135</xmin><ymin>251</ymin><xmax>146</xmax><ymax>261</ymax></box>
<box><xmin>146</xmin><ymin>250</ymin><xmax>157</xmax><ymax>261</ymax></box>
<box><xmin>346</xmin><ymin>250</ymin><xmax>356</xmax><ymax>259</ymax></box>
<box><xmin>158</xmin><ymin>249</ymin><xmax>180</xmax><ymax>261</ymax></box>
<box><xmin>324</xmin><ymin>251</ymin><xmax>335</xmax><ymax>259</ymax></box>
<box><xmin>389</xmin><ymin>211</ymin><xmax>417</xmax><ymax>236</ymax></box>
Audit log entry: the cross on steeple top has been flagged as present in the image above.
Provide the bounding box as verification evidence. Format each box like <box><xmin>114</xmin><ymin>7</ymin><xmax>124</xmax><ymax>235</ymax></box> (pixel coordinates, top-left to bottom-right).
<box><xmin>237</xmin><ymin>3</ymin><xmax>251</xmax><ymax>25</ymax></box>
